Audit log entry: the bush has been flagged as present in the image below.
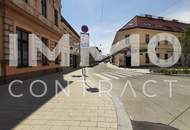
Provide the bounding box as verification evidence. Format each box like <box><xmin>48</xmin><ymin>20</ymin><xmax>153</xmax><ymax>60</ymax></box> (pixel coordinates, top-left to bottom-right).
<box><xmin>153</xmin><ymin>68</ymin><xmax>190</xmax><ymax>74</ymax></box>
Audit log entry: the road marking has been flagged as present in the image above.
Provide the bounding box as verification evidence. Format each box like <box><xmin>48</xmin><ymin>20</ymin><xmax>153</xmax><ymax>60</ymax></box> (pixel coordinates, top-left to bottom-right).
<box><xmin>106</xmin><ymin>72</ymin><xmax>126</xmax><ymax>78</ymax></box>
<box><xmin>128</xmin><ymin>72</ymin><xmax>143</xmax><ymax>76</ymax></box>
<box><xmin>115</xmin><ymin>72</ymin><xmax>133</xmax><ymax>77</ymax></box>
<box><xmin>94</xmin><ymin>73</ymin><xmax>112</xmax><ymax>81</ymax></box>
<box><xmin>102</xmin><ymin>73</ymin><xmax>120</xmax><ymax>79</ymax></box>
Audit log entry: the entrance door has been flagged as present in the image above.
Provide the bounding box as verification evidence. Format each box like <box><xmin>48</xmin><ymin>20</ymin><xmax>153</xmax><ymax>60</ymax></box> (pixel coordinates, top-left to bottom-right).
<box><xmin>73</xmin><ymin>55</ymin><xmax>77</xmax><ymax>68</ymax></box>
<box><xmin>125</xmin><ymin>56</ymin><xmax>131</xmax><ymax>67</ymax></box>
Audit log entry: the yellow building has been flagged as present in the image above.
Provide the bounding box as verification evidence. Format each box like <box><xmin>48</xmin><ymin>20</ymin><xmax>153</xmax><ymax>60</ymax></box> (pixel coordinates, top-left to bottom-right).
<box><xmin>112</xmin><ymin>15</ymin><xmax>190</xmax><ymax>67</ymax></box>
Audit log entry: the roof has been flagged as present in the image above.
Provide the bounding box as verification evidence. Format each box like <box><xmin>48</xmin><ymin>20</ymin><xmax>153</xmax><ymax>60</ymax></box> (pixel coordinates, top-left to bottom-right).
<box><xmin>119</xmin><ymin>15</ymin><xmax>190</xmax><ymax>33</ymax></box>
<box><xmin>112</xmin><ymin>15</ymin><xmax>190</xmax><ymax>45</ymax></box>
<box><xmin>61</xmin><ymin>16</ymin><xmax>80</xmax><ymax>39</ymax></box>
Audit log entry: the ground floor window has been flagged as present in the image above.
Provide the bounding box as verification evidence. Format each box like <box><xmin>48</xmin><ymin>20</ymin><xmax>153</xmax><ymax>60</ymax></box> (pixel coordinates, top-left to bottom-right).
<box><xmin>157</xmin><ymin>53</ymin><xmax>160</xmax><ymax>63</ymax></box>
<box><xmin>16</xmin><ymin>28</ymin><xmax>29</xmax><ymax>67</ymax></box>
<box><xmin>41</xmin><ymin>37</ymin><xmax>49</xmax><ymax>65</ymax></box>
<box><xmin>55</xmin><ymin>42</ymin><xmax>60</xmax><ymax>65</ymax></box>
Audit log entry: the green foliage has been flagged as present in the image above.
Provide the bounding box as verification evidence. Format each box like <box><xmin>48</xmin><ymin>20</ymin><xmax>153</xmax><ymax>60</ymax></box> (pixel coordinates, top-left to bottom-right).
<box><xmin>181</xmin><ymin>26</ymin><xmax>190</xmax><ymax>67</ymax></box>
<box><xmin>153</xmin><ymin>68</ymin><xmax>190</xmax><ymax>74</ymax></box>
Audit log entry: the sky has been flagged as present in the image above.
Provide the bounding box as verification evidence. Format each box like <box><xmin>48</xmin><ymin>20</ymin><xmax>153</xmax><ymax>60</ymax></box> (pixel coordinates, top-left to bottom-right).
<box><xmin>61</xmin><ymin>0</ymin><xmax>190</xmax><ymax>55</ymax></box>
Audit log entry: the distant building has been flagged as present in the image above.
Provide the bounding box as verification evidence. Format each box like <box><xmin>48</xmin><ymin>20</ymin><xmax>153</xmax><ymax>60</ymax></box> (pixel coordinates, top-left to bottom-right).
<box><xmin>0</xmin><ymin>0</ymin><xmax>80</xmax><ymax>84</ymax></box>
<box><xmin>61</xmin><ymin>17</ymin><xmax>80</xmax><ymax>68</ymax></box>
<box><xmin>111</xmin><ymin>15</ymin><xmax>190</xmax><ymax>67</ymax></box>
<box><xmin>89</xmin><ymin>47</ymin><xmax>102</xmax><ymax>66</ymax></box>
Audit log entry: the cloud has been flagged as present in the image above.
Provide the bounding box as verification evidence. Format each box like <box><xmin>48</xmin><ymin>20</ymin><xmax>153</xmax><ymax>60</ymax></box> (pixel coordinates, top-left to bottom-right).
<box><xmin>89</xmin><ymin>23</ymin><xmax>121</xmax><ymax>55</ymax></box>
<box><xmin>160</xmin><ymin>0</ymin><xmax>190</xmax><ymax>23</ymax></box>
<box><xmin>166</xmin><ymin>10</ymin><xmax>190</xmax><ymax>23</ymax></box>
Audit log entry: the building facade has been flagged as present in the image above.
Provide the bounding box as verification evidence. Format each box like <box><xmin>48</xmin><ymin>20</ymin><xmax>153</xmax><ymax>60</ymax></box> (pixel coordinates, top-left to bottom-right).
<box><xmin>111</xmin><ymin>15</ymin><xmax>190</xmax><ymax>67</ymax></box>
<box><xmin>0</xmin><ymin>0</ymin><xmax>80</xmax><ymax>83</ymax></box>
<box><xmin>61</xmin><ymin>17</ymin><xmax>80</xmax><ymax>68</ymax></box>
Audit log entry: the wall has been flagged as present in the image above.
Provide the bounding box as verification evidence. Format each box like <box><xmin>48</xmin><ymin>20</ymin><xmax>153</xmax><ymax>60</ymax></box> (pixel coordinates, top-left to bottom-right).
<box><xmin>0</xmin><ymin>0</ymin><xmax>5</xmax><ymax>77</ymax></box>
<box><xmin>113</xmin><ymin>28</ymin><xmax>182</xmax><ymax>67</ymax></box>
<box><xmin>3</xmin><ymin>0</ymin><xmax>63</xmax><ymax>76</ymax></box>
<box><xmin>137</xmin><ymin>28</ymin><xmax>182</xmax><ymax>66</ymax></box>
<box><xmin>61</xmin><ymin>20</ymin><xmax>80</xmax><ymax>67</ymax></box>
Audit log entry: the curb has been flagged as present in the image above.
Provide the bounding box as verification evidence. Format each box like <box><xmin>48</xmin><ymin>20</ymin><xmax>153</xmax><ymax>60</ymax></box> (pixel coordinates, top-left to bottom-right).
<box><xmin>112</xmin><ymin>96</ymin><xmax>133</xmax><ymax>130</ymax></box>
<box><xmin>149</xmin><ymin>73</ymin><xmax>190</xmax><ymax>77</ymax></box>
<box><xmin>106</xmin><ymin>63</ymin><xmax>150</xmax><ymax>74</ymax></box>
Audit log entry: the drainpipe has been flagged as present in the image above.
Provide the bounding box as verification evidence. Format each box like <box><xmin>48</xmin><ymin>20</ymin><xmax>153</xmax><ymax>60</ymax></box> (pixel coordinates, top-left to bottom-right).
<box><xmin>0</xmin><ymin>0</ymin><xmax>6</xmax><ymax>83</ymax></box>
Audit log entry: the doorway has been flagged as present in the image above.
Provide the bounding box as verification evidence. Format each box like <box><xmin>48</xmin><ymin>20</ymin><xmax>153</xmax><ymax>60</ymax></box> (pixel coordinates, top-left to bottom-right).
<box><xmin>125</xmin><ymin>56</ymin><xmax>131</xmax><ymax>67</ymax></box>
<box><xmin>73</xmin><ymin>55</ymin><xmax>77</xmax><ymax>68</ymax></box>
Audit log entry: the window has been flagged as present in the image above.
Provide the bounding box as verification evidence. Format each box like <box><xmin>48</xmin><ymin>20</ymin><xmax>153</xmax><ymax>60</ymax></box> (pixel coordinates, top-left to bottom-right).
<box><xmin>145</xmin><ymin>53</ymin><xmax>150</xmax><ymax>64</ymax></box>
<box><xmin>17</xmin><ymin>28</ymin><xmax>29</xmax><ymax>67</ymax></box>
<box><xmin>157</xmin><ymin>53</ymin><xmax>160</xmax><ymax>63</ymax></box>
<box><xmin>157</xmin><ymin>36</ymin><xmax>160</xmax><ymax>46</ymax></box>
<box><xmin>128</xmin><ymin>23</ymin><xmax>134</xmax><ymax>26</ymax></box>
<box><xmin>24</xmin><ymin>0</ymin><xmax>28</xmax><ymax>3</ymax></box>
<box><xmin>165</xmin><ymin>54</ymin><xmax>168</xmax><ymax>60</ymax></box>
<box><xmin>41</xmin><ymin>0</ymin><xmax>47</xmax><ymax>18</ymax></box>
<box><xmin>55</xmin><ymin>42</ymin><xmax>59</xmax><ymax>64</ymax></box>
<box><xmin>157</xmin><ymin>53</ymin><xmax>160</xmax><ymax>58</ymax></box>
<box><xmin>54</xmin><ymin>9</ymin><xmax>58</xmax><ymax>26</ymax></box>
<box><xmin>145</xmin><ymin>34</ymin><xmax>149</xmax><ymax>44</ymax></box>
<box><xmin>125</xmin><ymin>34</ymin><xmax>130</xmax><ymax>44</ymax></box>
<box><xmin>144</xmin><ymin>23</ymin><xmax>151</xmax><ymax>27</ymax></box>
<box><xmin>178</xmin><ymin>37</ymin><xmax>182</xmax><ymax>42</ymax></box>
<box><xmin>165</xmin><ymin>40</ymin><xmax>168</xmax><ymax>45</ymax></box>
<box><xmin>178</xmin><ymin>58</ymin><xmax>181</xmax><ymax>64</ymax></box>
<box><xmin>155</xmin><ymin>25</ymin><xmax>162</xmax><ymax>28</ymax></box>
<box><xmin>41</xmin><ymin>38</ymin><xmax>49</xmax><ymax>65</ymax></box>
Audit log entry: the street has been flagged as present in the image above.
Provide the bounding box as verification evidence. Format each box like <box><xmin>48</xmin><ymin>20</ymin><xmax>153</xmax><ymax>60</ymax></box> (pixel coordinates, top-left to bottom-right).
<box><xmin>0</xmin><ymin>63</ymin><xmax>190</xmax><ymax>130</ymax></box>
<box><xmin>87</xmin><ymin>63</ymin><xmax>190</xmax><ymax>130</ymax></box>
<box><xmin>1</xmin><ymin>1</ymin><xmax>190</xmax><ymax>130</ymax></box>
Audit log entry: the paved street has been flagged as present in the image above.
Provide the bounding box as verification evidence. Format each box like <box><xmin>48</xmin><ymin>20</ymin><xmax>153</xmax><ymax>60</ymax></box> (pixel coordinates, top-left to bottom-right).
<box><xmin>0</xmin><ymin>63</ymin><xmax>190</xmax><ymax>130</ymax></box>
<box><xmin>0</xmin><ymin>69</ymin><xmax>118</xmax><ymax>130</ymax></box>
<box><xmin>86</xmin><ymin>63</ymin><xmax>190</xmax><ymax>130</ymax></box>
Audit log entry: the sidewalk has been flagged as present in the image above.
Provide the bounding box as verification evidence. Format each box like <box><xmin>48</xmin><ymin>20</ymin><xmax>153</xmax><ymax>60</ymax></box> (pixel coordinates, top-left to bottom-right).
<box><xmin>11</xmin><ymin>69</ymin><xmax>118</xmax><ymax>130</ymax></box>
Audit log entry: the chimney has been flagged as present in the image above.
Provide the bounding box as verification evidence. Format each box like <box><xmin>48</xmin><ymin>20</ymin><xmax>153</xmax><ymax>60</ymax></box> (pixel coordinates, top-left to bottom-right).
<box><xmin>172</xmin><ymin>19</ymin><xmax>179</xmax><ymax>22</ymax></box>
<box><xmin>158</xmin><ymin>17</ymin><xmax>164</xmax><ymax>20</ymax></box>
<box><xmin>145</xmin><ymin>14</ymin><xmax>152</xmax><ymax>18</ymax></box>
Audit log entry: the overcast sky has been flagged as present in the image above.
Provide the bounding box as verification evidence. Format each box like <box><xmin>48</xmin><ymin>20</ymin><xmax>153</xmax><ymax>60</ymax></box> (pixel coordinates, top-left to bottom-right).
<box><xmin>61</xmin><ymin>0</ymin><xmax>190</xmax><ymax>55</ymax></box>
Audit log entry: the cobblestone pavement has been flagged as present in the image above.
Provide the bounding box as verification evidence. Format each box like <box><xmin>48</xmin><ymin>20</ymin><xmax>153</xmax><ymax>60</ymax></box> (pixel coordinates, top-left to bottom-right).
<box><xmin>11</xmin><ymin>69</ymin><xmax>118</xmax><ymax>130</ymax></box>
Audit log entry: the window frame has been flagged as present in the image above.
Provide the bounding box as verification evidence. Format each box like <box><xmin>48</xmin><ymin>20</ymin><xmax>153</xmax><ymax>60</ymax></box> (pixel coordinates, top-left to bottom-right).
<box><xmin>145</xmin><ymin>34</ymin><xmax>150</xmax><ymax>44</ymax></box>
<box><xmin>16</xmin><ymin>28</ymin><xmax>29</xmax><ymax>68</ymax></box>
<box><xmin>41</xmin><ymin>37</ymin><xmax>49</xmax><ymax>65</ymax></box>
<box><xmin>54</xmin><ymin>8</ymin><xmax>58</xmax><ymax>26</ymax></box>
<box><xmin>55</xmin><ymin>42</ymin><xmax>60</xmax><ymax>65</ymax></box>
<box><xmin>24</xmin><ymin>0</ymin><xmax>28</xmax><ymax>3</ymax></box>
<box><xmin>125</xmin><ymin>34</ymin><xmax>130</xmax><ymax>44</ymax></box>
<box><xmin>165</xmin><ymin>54</ymin><xmax>168</xmax><ymax>60</ymax></box>
<box><xmin>41</xmin><ymin>0</ymin><xmax>47</xmax><ymax>18</ymax></box>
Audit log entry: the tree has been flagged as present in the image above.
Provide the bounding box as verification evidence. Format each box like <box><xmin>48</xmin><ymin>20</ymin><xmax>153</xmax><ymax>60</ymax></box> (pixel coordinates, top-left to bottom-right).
<box><xmin>181</xmin><ymin>26</ymin><xmax>190</xmax><ymax>67</ymax></box>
